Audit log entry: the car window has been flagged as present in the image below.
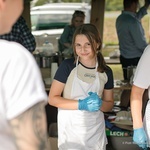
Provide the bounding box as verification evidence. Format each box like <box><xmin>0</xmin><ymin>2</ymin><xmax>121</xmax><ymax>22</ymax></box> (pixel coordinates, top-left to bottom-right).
<box><xmin>31</xmin><ymin>11</ymin><xmax>73</xmax><ymax>31</ymax></box>
<box><xmin>31</xmin><ymin>3</ymin><xmax>91</xmax><ymax>52</ymax></box>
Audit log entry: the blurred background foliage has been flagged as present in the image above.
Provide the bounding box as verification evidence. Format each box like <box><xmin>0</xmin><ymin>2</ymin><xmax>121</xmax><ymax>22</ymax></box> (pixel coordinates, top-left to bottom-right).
<box><xmin>33</xmin><ymin>0</ymin><xmax>145</xmax><ymax>11</ymax></box>
<box><xmin>32</xmin><ymin>0</ymin><xmax>150</xmax><ymax>46</ymax></box>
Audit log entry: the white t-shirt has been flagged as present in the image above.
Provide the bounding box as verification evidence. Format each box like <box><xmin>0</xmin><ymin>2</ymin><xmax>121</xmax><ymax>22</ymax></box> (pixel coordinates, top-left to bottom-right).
<box><xmin>0</xmin><ymin>40</ymin><xmax>47</xmax><ymax>150</ymax></box>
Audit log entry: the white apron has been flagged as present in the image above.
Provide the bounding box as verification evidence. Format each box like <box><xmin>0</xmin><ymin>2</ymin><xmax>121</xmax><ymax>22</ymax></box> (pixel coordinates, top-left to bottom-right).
<box><xmin>58</xmin><ymin>58</ymin><xmax>107</xmax><ymax>150</ymax></box>
<box><xmin>143</xmin><ymin>100</ymin><xmax>150</xmax><ymax>147</ymax></box>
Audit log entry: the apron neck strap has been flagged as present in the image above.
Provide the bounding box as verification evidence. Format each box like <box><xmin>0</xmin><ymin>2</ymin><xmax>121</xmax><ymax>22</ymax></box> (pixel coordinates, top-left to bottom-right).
<box><xmin>76</xmin><ymin>56</ymin><xmax>98</xmax><ymax>72</ymax></box>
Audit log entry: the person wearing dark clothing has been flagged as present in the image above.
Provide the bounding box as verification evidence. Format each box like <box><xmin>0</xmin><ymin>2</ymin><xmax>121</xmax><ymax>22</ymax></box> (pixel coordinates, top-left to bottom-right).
<box><xmin>116</xmin><ymin>0</ymin><xmax>149</xmax><ymax>80</ymax></box>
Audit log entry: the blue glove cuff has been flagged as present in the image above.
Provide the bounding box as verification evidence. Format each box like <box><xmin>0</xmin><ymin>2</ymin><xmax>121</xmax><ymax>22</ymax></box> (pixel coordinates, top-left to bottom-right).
<box><xmin>133</xmin><ymin>127</ymin><xmax>147</xmax><ymax>149</ymax></box>
<box><xmin>134</xmin><ymin>127</ymin><xmax>144</xmax><ymax>131</ymax></box>
<box><xmin>78</xmin><ymin>99</ymin><xmax>86</xmax><ymax>110</ymax></box>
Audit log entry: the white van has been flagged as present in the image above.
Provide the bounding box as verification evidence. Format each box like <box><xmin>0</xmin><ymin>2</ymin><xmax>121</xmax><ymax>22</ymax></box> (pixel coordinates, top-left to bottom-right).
<box><xmin>30</xmin><ymin>3</ymin><xmax>91</xmax><ymax>52</ymax></box>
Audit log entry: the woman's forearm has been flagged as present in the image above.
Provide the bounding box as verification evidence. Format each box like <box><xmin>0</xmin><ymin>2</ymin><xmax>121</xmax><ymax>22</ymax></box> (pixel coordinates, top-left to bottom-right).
<box><xmin>130</xmin><ymin>85</ymin><xmax>145</xmax><ymax>129</ymax></box>
<box><xmin>49</xmin><ymin>96</ymin><xmax>78</xmax><ymax>110</ymax></box>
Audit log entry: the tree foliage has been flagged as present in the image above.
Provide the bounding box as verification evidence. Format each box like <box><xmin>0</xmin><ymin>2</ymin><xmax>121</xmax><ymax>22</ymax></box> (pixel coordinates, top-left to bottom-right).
<box><xmin>34</xmin><ymin>0</ymin><xmax>84</xmax><ymax>6</ymax></box>
<box><xmin>105</xmin><ymin>0</ymin><xmax>123</xmax><ymax>11</ymax></box>
<box><xmin>35</xmin><ymin>0</ymin><xmax>49</xmax><ymax>6</ymax></box>
<box><xmin>34</xmin><ymin>0</ymin><xmax>145</xmax><ymax>11</ymax></box>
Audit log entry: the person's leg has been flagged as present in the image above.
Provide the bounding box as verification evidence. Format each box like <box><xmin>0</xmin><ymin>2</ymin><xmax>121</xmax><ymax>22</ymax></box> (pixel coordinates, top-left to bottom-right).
<box><xmin>120</xmin><ymin>56</ymin><xmax>140</xmax><ymax>80</ymax></box>
<box><xmin>120</xmin><ymin>55</ymin><xmax>130</xmax><ymax>80</ymax></box>
<box><xmin>132</xmin><ymin>57</ymin><xmax>140</xmax><ymax>66</ymax></box>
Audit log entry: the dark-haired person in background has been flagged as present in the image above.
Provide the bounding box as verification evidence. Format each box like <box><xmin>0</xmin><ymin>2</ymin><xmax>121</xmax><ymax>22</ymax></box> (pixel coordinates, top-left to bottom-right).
<box><xmin>116</xmin><ymin>0</ymin><xmax>149</xmax><ymax>80</ymax></box>
<box><xmin>59</xmin><ymin>10</ymin><xmax>85</xmax><ymax>58</ymax></box>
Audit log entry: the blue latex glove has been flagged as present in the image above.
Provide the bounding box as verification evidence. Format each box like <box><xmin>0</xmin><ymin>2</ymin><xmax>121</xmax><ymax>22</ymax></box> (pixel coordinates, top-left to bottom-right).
<box><xmin>90</xmin><ymin>92</ymin><xmax>102</xmax><ymax>109</ymax></box>
<box><xmin>133</xmin><ymin>127</ymin><xmax>148</xmax><ymax>150</ymax></box>
<box><xmin>78</xmin><ymin>92</ymin><xmax>102</xmax><ymax>112</ymax></box>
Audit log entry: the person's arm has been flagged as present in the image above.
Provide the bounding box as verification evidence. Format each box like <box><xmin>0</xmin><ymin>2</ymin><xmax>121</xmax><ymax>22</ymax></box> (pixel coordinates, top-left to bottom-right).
<box><xmin>49</xmin><ymin>79</ymin><xmax>102</xmax><ymax>112</ymax></box>
<box><xmin>9</xmin><ymin>101</ymin><xmax>50</xmax><ymax>150</ymax></box>
<box><xmin>100</xmin><ymin>89</ymin><xmax>114</xmax><ymax>112</ymax></box>
<box><xmin>100</xmin><ymin>67</ymin><xmax>114</xmax><ymax>112</ymax></box>
<box><xmin>49</xmin><ymin>80</ymin><xmax>78</xmax><ymax>109</ymax></box>
<box><xmin>130</xmin><ymin>85</ymin><xmax>148</xmax><ymax>149</ymax></box>
<box><xmin>130</xmin><ymin>85</ymin><xmax>145</xmax><ymax>129</ymax></box>
<box><xmin>144</xmin><ymin>0</ymin><xmax>150</xmax><ymax>10</ymax></box>
<box><xmin>59</xmin><ymin>26</ymin><xmax>72</xmax><ymax>49</ymax></box>
<box><xmin>136</xmin><ymin>0</ymin><xmax>149</xmax><ymax>20</ymax></box>
<box><xmin>136</xmin><ymin>7</ymin><xmax>147</xmax><ymax>20</ymax></box>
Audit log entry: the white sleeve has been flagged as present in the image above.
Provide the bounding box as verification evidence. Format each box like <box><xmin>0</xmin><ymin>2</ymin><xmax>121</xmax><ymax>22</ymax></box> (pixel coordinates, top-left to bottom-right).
<box><xmin>133</xmin><ymin>45</ymin><xmax>150</xmax><ymax>89</ymax></box>
<box><xmin>2</xmin><ymin>42</ymin><xmax>47</xmax><ymax>119</ymax></box>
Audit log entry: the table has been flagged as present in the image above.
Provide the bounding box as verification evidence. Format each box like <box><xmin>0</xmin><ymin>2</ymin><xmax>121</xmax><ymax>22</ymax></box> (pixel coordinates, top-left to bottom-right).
<box><xmin>114</xmin><ymin>80</ymin><xmax>131</xmax><ymax>90</ymax></box>
<box><xmin>113</xmin><ymin>80</ymin><xmax>131</xmax><ymax>107</ymax></box>
<box><xmin>104</xmin><ymin>57</ymin><xmax>120</xmax><ymax>64</ymax></box>
<box><xmin>113</xmin><ymin>80</ymin><xmax>148</xmax><ymax>116</ymax></box>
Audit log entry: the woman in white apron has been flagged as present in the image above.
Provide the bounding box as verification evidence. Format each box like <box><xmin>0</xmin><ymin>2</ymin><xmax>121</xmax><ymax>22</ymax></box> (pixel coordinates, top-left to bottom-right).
<box><xmin>131</xmin><ymin>45</ymin><xmax>150</xmax><ymax>150</ymax></box>
<box><xmin>49</xmin><ymin>24</ymin><xmax>114</xmax><ymax>150</ymax></box>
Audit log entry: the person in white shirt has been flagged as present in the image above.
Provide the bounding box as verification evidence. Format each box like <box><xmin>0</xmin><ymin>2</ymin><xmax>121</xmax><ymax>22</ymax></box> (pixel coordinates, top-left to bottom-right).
<box><xmin>0</xmin><ymin>0</ymin><xmax>49</xmax><ymax>149</ymax></box>
<box><xmin>131</xmin><ymin>45</ymin><xmax>150</xmax><ymax>150</ymax></box>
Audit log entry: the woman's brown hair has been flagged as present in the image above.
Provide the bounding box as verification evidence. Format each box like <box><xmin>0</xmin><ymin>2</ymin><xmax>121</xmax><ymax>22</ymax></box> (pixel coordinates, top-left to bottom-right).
<box><xmin>72</xmin><ymin>23</ymin><xmax>107</xmax><ymax>73</ymax></box>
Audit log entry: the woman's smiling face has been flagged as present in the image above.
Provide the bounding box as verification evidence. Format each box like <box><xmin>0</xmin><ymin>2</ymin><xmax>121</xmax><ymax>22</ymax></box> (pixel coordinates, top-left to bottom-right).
<box><xmin>75</xmin><ymin>34</ymin><xmax>96</xmax><ymax>62</ymax></box>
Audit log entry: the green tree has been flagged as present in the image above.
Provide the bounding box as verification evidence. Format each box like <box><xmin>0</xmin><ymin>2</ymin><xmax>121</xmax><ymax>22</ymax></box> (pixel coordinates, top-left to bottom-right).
<box><xmin>105</xmin><ymin>0</ymin><xmax>123</xmax><ymax>11</ymax></box>
<box><xmin>34</xmin><ymin>0</ymin><xmax>146</xmax><ymax>10</ymax></box>
<box><xmin>63</xmin><ymin>0</ymin><xmax>81</xmax><ymax>2</ymax></box>
<box><xmin>35</xmin><ymin>0</ymin><xmax>83</xmax><ymax>6</ymax></box>
<box><xmin>35</xmin><ymin>0</ymin><xmax>49</xmax><ymax>6</ymax></box>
